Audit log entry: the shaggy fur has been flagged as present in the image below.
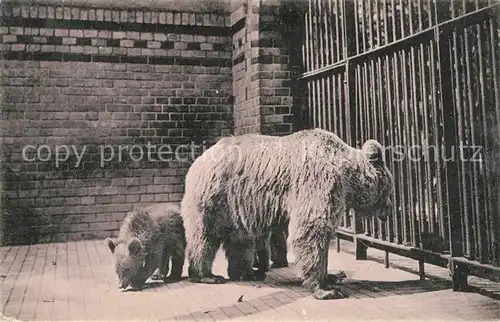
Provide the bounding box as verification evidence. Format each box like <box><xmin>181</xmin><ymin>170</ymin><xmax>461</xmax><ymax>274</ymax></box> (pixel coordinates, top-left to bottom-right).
<box><xmin>105</xmin><ymin>203</ymin><xmax>186</xmax><ymax>290</ymax></box>
<box><xmin>180</xmin><ymin>128</ymin><xmax>393</xmax><ymax>299</ymax></box>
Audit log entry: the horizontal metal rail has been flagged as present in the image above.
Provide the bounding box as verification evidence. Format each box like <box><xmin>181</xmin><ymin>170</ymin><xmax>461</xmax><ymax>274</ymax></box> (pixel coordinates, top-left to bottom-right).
<box><xmin>336</xmin><ymin>230</ymin><xmax>500</xmax><ymax>282</ymax></box>
<box><xmin>300</xmin><ymin>60</ymin><xmax>346</xmax><ymax>80</ymax></box>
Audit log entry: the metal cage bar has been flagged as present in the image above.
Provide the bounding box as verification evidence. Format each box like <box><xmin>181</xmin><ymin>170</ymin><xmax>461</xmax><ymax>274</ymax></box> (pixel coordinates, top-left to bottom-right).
<box><xmin>300</xmin><ymin>0</ymin><xmax>500</xmax><ymax>286</ymax></box>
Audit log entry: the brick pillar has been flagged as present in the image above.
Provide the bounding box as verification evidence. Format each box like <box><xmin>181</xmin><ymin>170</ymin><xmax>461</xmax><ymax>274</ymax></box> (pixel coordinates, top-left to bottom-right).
<box><xmin>231</xmin><ymin>0</ymin><xmax>262</xmax><ymax>135</ymax></box>
<box><xmin>232</xmin><ymin>0</ymin><xmax>305</xmax><ymax>136</ymax></box>
<box><xmin>255</xmin><ymin>0</ymin><xmax>304</xmax><ymax>136</ymax></box>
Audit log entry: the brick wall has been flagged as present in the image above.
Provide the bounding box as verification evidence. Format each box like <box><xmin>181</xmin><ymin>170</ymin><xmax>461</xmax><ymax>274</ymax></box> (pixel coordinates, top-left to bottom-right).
<box><xmin>0</xmin><ymin>1</ymin><xmax>233</xmax><ymax>244</ymax></box>
<box><xmin>0</xmin><ymin>0</ymin><xmax>304</xmax><ymax>245</ymax></box>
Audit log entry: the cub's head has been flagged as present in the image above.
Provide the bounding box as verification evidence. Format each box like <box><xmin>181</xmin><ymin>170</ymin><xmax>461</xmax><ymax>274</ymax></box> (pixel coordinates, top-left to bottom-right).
<box><xmin>105</xmin><ymin>237</ymin><xmax>147</xmax><ymax>289</ymax></box>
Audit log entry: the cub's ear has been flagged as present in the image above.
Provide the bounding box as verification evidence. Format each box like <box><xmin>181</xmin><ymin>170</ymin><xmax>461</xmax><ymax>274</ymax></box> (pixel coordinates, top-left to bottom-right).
<box><xmin>128</xmin><ymin>237</ymin><xmax>142</xmax><ymax>256</ymax></box>
<box><xmin>105</xmin><ymin>238</ymin><xmax>117</xmax><ymax>254</ymax></box>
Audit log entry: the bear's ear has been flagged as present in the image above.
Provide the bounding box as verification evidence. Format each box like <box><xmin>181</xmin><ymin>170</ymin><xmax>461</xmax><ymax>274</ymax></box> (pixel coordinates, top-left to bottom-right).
<box><xmin>128</xmin><ymin>237</ymin><xmax>142</xmax><ymax>256</ymax></box>
<box><xmin>105</xmin><ymin>238</ymin><xmax>117</xmax><ymax>254</ymax></box>
<box><xmin>362</xmin><ymin>139</ymin><xmax>384</xmax><ymax>165</ymax></box>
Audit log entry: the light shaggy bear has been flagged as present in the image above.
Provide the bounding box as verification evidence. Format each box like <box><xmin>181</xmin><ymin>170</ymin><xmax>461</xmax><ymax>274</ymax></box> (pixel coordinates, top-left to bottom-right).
<box><xmin>181</xmin><ymin>128</ymin><xmax>393</xmax><ymax>300</ymax></box>
<box><xmin>105</xmin><ymin>203</ymin><xmax>186</xmax><ymax>290</ymax></box>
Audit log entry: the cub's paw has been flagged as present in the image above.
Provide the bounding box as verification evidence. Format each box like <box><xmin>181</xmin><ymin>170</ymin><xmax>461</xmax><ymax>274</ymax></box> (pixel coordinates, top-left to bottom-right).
<box><xmin>150</xmin><ymin>268</ymin><xmax>165</xmax><ymax>281</ymax></box>
<box><xmin>125</xmin><ymin>284</ymin><xmax>145</xmax><ymax>292</ymax></box>
<box><xmin>164</xmin><ymin>274</ymin><xmax>183</xmax><ymax>283</ymax></box>
<box><xmin>151</xmin><ymin>273</ymin><xmax>165</xmax><ymax>281</ymax></box>
<box><xmin>312</xmin><ymin>288</ymin><xmax>350</xmax><ymax>300</ymax></box>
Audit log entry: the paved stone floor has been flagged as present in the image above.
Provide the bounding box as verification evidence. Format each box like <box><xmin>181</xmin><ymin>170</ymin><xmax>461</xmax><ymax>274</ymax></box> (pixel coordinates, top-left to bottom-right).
<box><xmin>1</xmin><ymin>240</ymin><xmax>499</xmax><ymax>321</ymax></box>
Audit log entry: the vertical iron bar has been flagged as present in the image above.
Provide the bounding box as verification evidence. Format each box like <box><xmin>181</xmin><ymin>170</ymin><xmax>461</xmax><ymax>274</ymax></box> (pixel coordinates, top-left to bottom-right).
<box><xmin>354</xmin><ymin>0</ymin><xmax>360</xmax><ymax>55</ymax></box>
<box><xmin>465</xmin><ymin>23</ymin><xmax>483</xmax><ymax>262</ymax></box>
<box><xmin>383</xmin><ymin>0</ymin><xmax>388</xmax><ymax>46</ymax></box>
<box><xmin>305</xmin><ymin>8</ymin><xmax>313</xmax><ymax>127</ymax></box>
<box><xmin>335</xmin><ymin>0</ymin><xmax>341</xmax><ymax>62</ymax></box>
<box><xmin>369</xmin><ymin>54</ymin><xmax>378</xmax><ymax>237</ymax></box>
<box><xmin>319</xmin><ymin>0</ymin><xmax>327</xmax><ymax>129</ymax></box>
<box><xmin>335</xmin><ymin>74</ymin><xmax>349</xmax><ymax>142</ymax></box>
<box><xmin>391</xmin><ymin>0</ymin><xmax>397</xmax><ymax>42</ymax></box>
<box><xmin>360</xmin><ymin>0</ymin><xmax>367</xmax><ymax>53</ymax></box>
<box><xmin>429</xmin><ymin>35</ymin><xmax>446</xmax><ymax>240</ymax></box>
<box><xmin>437</xmin><ymin>24</ymin><xmax>468</xmax><ymax>289</ymax></box>
<box><xmin>420</xmin><ymin>39</ymin><xmax>435</xmax><ymax>234</ymax></box>
<box><xmin>401</xmin><ymin>48</ymin><xmax>415</xmax><ymax>245</ymax></box>
<box><xmin>368</xmin><ymin>0</ymin><xmax>374</xmax><ymax>50</ymax></box>
<box><xmin>338</xmin><ymin>0</ymin><xmax>345</xmax><ymax>60</ymax></box>
<box><xmin>318</xmin><ymin>0</ymin><xmax>325</xmax><ymax>70</ymax></box>
<box><xmin>455</xmin><ymin>31</ymin><xmax>471</xmax><ymax>259</ymax></box>
<box><xmin>417</xmin><ymin>0</ymin><xmax>423</xmax><ymax>31</ymax></box>
<box><xmin>476</xmin><ymin>18</ymin><xmax>492</xmax><ymax>264</ymax></box>
<box><xmin>377</xmin><ymin>55</ymin><xmax>387</xmax><ymax>240</ymax></box>
<box><xmin>394</xmin><ymin>51</ymin><xmax>407</xmax><ymax>244</ymax></box>
<box><xmin>400</xmin><ymin>0</ymin><xmax>405</xmax><ymax>39</ymax></box>
<box><xmin>311</xmin><ymin>0</ymin><xmax>318</xmax><ymax>128</ymax></box>
<box><xmin>376</xmin><ymin>0</ymin><xmax>381</xmax><ymax>48</ymax></box>
<box><xmin>410</xmin><ymin>41</ymin><xmax>424</xmax><ymax>246</ymax></box>
<box><xmin>345</xmin><ymin>0</ymin><xmax>367</xmax><ymax>259</ymax></box>
<box><xmin>386</xmin><ymin>51</ymin><xmax>398</xmax><ymax>244</ymax></box>
<box><xmin>488</xmin><ymin>14</ymin><xmax>500</xmax><ymax>267</ymax></box>
<box><xmin>327</xmin><ymin>75</ymin><xmax>333</xmax><ymax>133</ymax></box>
<box><xmin>324</xmin><ymin>0</ymin><xmax>332</xmax><ymax>66</ymax></box>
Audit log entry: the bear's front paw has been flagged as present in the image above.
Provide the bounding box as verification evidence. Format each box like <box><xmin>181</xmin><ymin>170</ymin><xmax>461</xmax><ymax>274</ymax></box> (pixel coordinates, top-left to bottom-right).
<box><xmin>312</xmin><ymin>287</ymin><xmax>350</xmax><ymax>300</ymax></box>
<box><xmin>326</xmin><ymin>271</ymin><xmax>347</xmax><ymax>285</ymax></box>
<box><xmin>207</xmin><ymin>274</ymin><xmax>226</xmax><ymax>284</ymax></box>
<box><xmin>252</xmin><ymin>270</ymin><xmax>267</xmax><ymax>281</ymax></box>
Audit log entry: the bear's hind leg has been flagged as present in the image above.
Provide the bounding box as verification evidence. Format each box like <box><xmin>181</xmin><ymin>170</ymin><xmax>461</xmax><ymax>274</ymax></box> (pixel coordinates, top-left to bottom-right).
<box><xmin>254</xmin><ymin>234</ymin><xmax>271</xmax><ymax>278</ymax></box>
<box><xmin>187</xmin><ymin>235</ymin><xmax>225</xmax><ymax>284</ymax></box>
<box><xmin>226</xmin><ymin>237</ymin><xmax>264</xmax><ymax>281</ymax></box>
<box><xmin>270</xmin><ymin>227</ymin><xmax>288</xmax><ymax>269</ymax></box>
<box><xmin>292</xmin><ymin>219</ymin><xmax>349</xmax><ymax>300</ymax></box>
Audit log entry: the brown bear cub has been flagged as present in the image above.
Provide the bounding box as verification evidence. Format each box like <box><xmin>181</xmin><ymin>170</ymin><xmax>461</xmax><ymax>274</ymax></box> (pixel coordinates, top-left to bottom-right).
<box><xmin>105</xmin><ymin>203</ymin><xmax>186</xmax><ymax>290</ymax></box>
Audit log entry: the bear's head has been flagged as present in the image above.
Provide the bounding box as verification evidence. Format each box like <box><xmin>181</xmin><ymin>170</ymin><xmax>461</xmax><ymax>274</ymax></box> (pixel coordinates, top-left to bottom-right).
<box><xmin>105</xmin><ymin>236</ymin><xmax>148</xmax><ymax>290</ymax></box>
<box><xmin>361</xmin><ymin>139</ymin><xmax>394</xmax><ymax>223</ymax></box>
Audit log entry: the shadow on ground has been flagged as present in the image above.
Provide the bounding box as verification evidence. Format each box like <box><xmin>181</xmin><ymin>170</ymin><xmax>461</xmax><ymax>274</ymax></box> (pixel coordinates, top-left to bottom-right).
<box><xmin>169</xmin><ymin>272</ymin><xmax>453</xmax><ymax>321</ymax></box>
